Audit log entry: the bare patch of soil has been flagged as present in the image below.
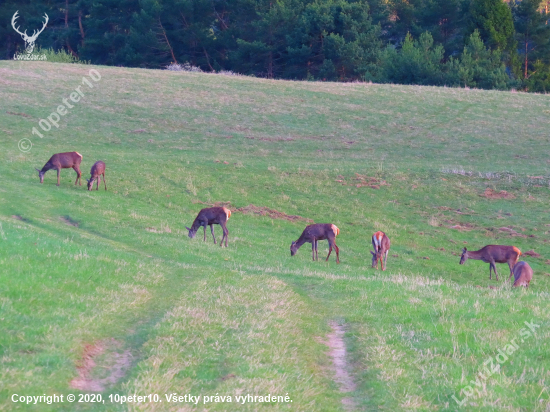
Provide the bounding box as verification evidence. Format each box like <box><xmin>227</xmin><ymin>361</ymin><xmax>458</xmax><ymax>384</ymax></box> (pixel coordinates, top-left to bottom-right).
<box><xmin>192</xmin><ymin>200</ymin><xmax>232</xmax><ymax>208</ymax></box>
<box><xmin>335</xmin><ymin>173</ymin><xmax>389</xmax><ymax>189</ymax></box>
<box><xmin>524</xmin><ymin>250</ymin><xmax>541</xmax><ymax>258</ymax></box>
<box><xmin>480</xmin><ymin>188</ymin><xmax>515</xmax><ymax>199</ymax></box>
<box><xmin>192</xmin><ymin>201</ymin><xmax>313</xmax><ymax>222</ymax></box>
<box><xmin>7</xmin><ymin>111</ymin><xmax>32</xmax><ymax>118</ymax></box>
<box><xmin>11</xmin><ymin>215</ymin><xmax>25</xmax><ymax>221</ymax></box>
<box><xmin>245</xmin><ymin>135</ymin><xmax>295</xmax><ymax>142</ymax></box>
<box><xmin>498</xmin><ymin>227</ymin><xmax>528</xmax><ymax>238</ymax></box>
<box><xmin>60</xmin><ymin>216</ymin><xmax>79</xmax><ymax>227</ymax></box>
<box><xmin>70</xmin><ymin>339</ymin><xmax>131</xmax><ymax>392</ymax></box>
<box><xmin>449</xmin><ymin>223</ymin><xmax>475</xmax><ymax>231</ymax></box>
<box><xmin>236</xmin><ymin>204</ymin><xmax>313</xmax><ymax>223</ymax></box>
<box><xmin>326</xmin><ymin>321</ymin><xmax>356</xmax><ymax>411</ymax></box>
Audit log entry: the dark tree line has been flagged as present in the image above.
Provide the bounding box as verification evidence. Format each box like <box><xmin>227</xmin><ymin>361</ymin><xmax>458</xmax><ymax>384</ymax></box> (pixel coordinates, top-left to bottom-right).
<box><xmin>1</xmin><ymin>0</ymin><xmax>549</xmax><ymax>91</ymax></box>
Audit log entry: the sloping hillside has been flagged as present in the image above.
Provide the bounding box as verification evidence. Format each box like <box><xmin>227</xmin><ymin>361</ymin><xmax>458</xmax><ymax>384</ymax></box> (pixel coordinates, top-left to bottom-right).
<box><xmin>1</xmin><ymin>61</ymin><xmax>550</xmax><ymax>411</ymax></box>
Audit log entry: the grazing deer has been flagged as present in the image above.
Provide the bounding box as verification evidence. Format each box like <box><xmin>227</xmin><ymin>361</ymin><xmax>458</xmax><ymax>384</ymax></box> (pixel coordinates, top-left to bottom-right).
<box><xmin>36</xmin><ymin>152</ymin><xmax>83</xmax><ymax>186</ymax></box>
<box><xmin>186</xmin><ymin>207</ymin><xmax>231</xmax><ymax>247</ymax></box>
<box><xmin>512</xmin><ymin>261</ymin><xmax>533</xmax><ymax>288</ymax></box>
<box><xmin>371</xmin><ymin>231</ymin><xmax>390</xmax><ymax>271</ymax></box>
<box><xmin>459</xmin><ymin>245</ymin><xmax>521</xmax><ymax>281</ymax></box>
<box><xmin>86</xmin><ymin>161</ymin><xmax>107</xmax><ymax>191</ymax></box>
<box><xmin>290</xmin><ymin>223</ymin><xmax>340</xmax><ymax>263</ymax></box>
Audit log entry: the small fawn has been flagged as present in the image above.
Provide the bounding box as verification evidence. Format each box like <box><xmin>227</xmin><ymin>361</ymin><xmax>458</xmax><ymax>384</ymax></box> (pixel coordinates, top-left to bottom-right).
<box><xmin>512</xmin><ymin>261</ymin><xmax>533</xmax><ymax>287</ymax></box>
<box><xmin>371</xmin><ymin>231</ymin><xmax>390</xmax><ymax>271</ymax></box>
<box><xmin>86</xmin><ymin>161</ymin><xmax>107</xmax><ymax>191</ymax></box>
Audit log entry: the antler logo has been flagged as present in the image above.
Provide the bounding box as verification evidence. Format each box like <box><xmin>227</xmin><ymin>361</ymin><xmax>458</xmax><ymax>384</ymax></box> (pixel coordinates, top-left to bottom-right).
<box><xmin>11</xmin><ymin>11</ymin><xmax>49</xmax><ymax>54</ymax></box>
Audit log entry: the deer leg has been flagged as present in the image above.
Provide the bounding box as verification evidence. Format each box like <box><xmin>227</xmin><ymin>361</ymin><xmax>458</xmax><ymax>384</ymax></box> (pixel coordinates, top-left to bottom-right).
<box><xmin>209</xmin><ymin>224</ymin><xmax>217</xmax><ymax>244</ymax></box>
<box><xmin>203</xmin><ymin>225</ymin><xmax>207</xmax><ymax>242</ymax></box>
<box><xmin>334</xmin><ymin>243</ymin><xmax>339</xmax><ymax>264</ymax></box>
<box><xmin>489</xmin><ymin>261</ymin><xmax>498</xmax><ymax>281</ymax></box>
<box><xmin>103</xmin><ymin>173</ymin><xmax>107</xmax><ymax>190</ymax></box>
<box><xmin>96</xmin><ymin>176</ymin><xmax>100</xmax><ymax>190</ymax></box>
<box><xmin>220</xmin><ymin>221</ymin><xmax>228</xmax><ymax>247</ymax></box>
<box><xmin>57</xmin><ymin>168</ymin><xmax>61</xmax><ymax>186</ymax></box>
<box><xmin>384</xmin><ymin>250</ymin><xmax>389</xmax><ymax>271</ymax></box>
<box><xmin>508</xmin><ymin>261</ymin><xmax>514</xmax><ymax>280</ymax></box>
<box><xmin>315</xmin><ymin>239</ymin><xmax>318</xmax><ymax>261</ymax></box>
<box><xmin>326</xmin><ymin>239</ymin><xmax>334</xmax><ymax>262</ymax></box>
<box><xmin>312</xmin><ymin>240</ymin><xmax>315</xmax><ymax>261</ymax></box>
<box><xmin>73</xmin><ymin>166</ymin><xmax>82</xmax><ymax>185</ymax></box>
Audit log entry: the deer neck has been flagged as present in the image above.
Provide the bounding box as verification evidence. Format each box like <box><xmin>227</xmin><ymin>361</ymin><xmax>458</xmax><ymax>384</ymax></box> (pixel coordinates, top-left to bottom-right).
<box><xmin>467</xmin><ymin>249</ymin><xmax>484</xmax><ymax>260</ymax></box>
<box><xmin>294</xmin><ymin>237</ymin><xmax>308</xmax><ymax>249</ymax></box>
<box><xmin>41</xmin><ymin>162</ymin><xmax>54</xmax><ymax>173</ymax></box>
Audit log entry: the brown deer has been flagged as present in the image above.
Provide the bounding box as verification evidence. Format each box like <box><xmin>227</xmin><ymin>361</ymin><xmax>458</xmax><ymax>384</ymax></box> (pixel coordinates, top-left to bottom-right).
<box><xmin>86</xmin><ymin>161</ymin><xmax>107</xmax><ymax>191</ymax></box>
<box><xmin>186</xmin><ymin>207</ymin><xmax>231</xmax><ymax>247</ymax></box>
<box><xmin>459</xmin><ymin>245</ymin><xmax>522</xmax><ymax>281</ymax></box>
<box><xmin>36</xmin><ymin>152</ymin><xmax>83</xmax><ymax>186</ymax></box>
<box><xmin>290</xmin><ymin>223</ymin><xmax>340</xmax><ymax>263</ymax></box>
<box><xmin>512</xmin><ymin>261</ymin><xmax>533</xmax><ymax>287</ymax></box>
<box><xmin>371</xmin><ymin>231</ymin><xmax>390</xmax><ymax>271</ymax></box>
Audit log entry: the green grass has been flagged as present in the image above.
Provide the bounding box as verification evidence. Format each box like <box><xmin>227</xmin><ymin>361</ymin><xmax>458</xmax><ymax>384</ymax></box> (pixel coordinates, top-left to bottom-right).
<box><xmin>1</xmin><ymin>61</ymin><xmax>550</xmax><ymax>411</ymax></box>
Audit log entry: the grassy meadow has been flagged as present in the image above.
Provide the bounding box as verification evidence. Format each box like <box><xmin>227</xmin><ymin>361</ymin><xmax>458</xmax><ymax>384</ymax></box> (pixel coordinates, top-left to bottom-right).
<box><xmin>1</xmin><ymin>61</ymin><xmax>550</xmax><ymax>411</ymax></box>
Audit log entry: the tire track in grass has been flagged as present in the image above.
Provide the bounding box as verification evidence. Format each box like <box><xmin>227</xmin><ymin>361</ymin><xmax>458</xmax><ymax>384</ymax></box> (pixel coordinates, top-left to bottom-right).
<box><xmin>327</xmin><ymin>321</ymin><xmax>357</xmax><ymax>411</ymax></box>
<box><xmin>124</xmin><ymin>272</ymin><xmax>341</xmax><ymax>411</ymax></box>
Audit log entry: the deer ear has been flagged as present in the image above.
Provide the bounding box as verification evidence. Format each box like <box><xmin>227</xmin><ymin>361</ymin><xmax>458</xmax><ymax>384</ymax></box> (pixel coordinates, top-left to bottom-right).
<box><xmin>185</xmin><ymin>226</ymin><xmax>191</xmax><ymax>231</ymax></box>
<box><xmin>370</xmin><ymin>251</ymin><xmax>375</xmax><ymax>255</ymax></box>
<box><xmin>35</xmin><ymin>168</ymin><xmax>41</xmax><ymax>172</ymax></box>
<box><xmin>462</xmin><ymin>248</ymin><xmax>467</xmax><ymax>252</ymax></box>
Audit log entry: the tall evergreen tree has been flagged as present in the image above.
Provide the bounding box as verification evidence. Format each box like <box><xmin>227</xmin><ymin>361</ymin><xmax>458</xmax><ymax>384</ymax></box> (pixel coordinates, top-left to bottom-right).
<box><xmin>419</xmin><ymin>0</ymin><xmax>464</xmax><ymax>57</ymax></box>
<box><xmin>511</xmin><ymin>0</ymin><xmax>550</xmax><ymax>80</ymax></box>
<box><xmin>466</xmin><ymin>0</ymin><xmax>516</xmax><ymax>52</ymax></box>
<box><xmin>379</xmin><ymin>31</ymin><xmax>447</xmax><ymax>85</ymax></box>
<box><xmin>450</xmin><ymin>29</ymin><xmax>516</xmax><ymax>89</ymax></box>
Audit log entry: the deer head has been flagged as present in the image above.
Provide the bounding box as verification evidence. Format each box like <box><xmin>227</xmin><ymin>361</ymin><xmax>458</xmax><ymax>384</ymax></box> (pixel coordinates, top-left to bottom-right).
<box><xmin>459</xmin><ymin>248</ymin><xmax>468</xmax><ymax>264</ymax></box>
<box><xmin>185</xmin><ymin>226</ymin><xmax>197</xmax><ymax>238</ymax></box>
<box><xmin>35</xmin><ymin>168</ymin><xmax>45</xmax><ymax>183</ymax></box>
<box><xmin>12</xmin><ymin>11</ymin><xmax>49</xmax><ymax>54</ymax></box>
<box><xmin>370</xmin><ymin>250</ymin><xmax>380</xmax><ymax>267</ymax></box>
<box><xmin>86</xmin><ymin>178</ymin><xmax>95</xmax><ymax>191</ymax></box>
<box><xmin>290</xmin><ymin>241</ymin><xmax>298</xmax><ymax>256</ymax></box>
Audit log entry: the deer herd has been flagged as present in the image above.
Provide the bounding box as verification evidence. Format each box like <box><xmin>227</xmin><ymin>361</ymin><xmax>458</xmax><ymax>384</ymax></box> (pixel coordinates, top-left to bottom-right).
<box><xmin>37</xmin><ymin>151</ymin><xmax>534</xmax><ymax>288</ymax></box>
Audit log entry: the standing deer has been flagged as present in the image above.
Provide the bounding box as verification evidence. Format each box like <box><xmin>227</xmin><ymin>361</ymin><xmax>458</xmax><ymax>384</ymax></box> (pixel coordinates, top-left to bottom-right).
<box><xmin>459</xmin><ymin>245</ymin><xmax>521</xmax><ymax>281</ymax></box>
<box><xmin>186</xmin><ymin>207</ymin><xmax>231</xmax><ymax>247</ymax></box>
<box><xmin>512</xmin><ymin>261</ymin><xmax>533</xmax><ymax>288</ymax></box>
<box><xmin>36</xmin><ymin>152</ymin><xmax>83</xmax><ymax>186</ymax></box>
<box><xmin>371</xmin><ymin>231</ymin><xmax>390</xmax><ymax>271</ymax></box>
<box><xmin>290</xmin><ymin>223</ymin><xmax>340</xmax><ymax>263</ymax></box>
<box><xmin>86</xmin><ymin>161</ymin><xmax>107</xmax><ymax>191</ymax></box>
<box><xmin>11</xmin><ymin>11</ymin><xmax>49</xmax><ymax>54</ymax></box>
